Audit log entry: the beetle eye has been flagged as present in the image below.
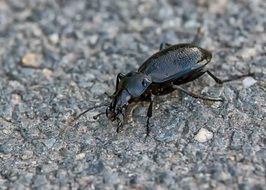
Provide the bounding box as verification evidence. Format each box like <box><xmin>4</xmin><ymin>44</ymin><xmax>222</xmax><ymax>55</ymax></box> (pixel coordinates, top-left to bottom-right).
<box><xmin>142</xmin><ymin>78</ymin><xmax>151</xmax><ymax>87</ymax></box>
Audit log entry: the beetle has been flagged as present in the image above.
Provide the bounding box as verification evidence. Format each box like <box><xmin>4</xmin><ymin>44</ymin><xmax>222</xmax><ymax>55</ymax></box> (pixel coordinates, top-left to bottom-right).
<box><xmin>74</xmin><ymin>30</ymin><xmax>252</xmax><ymax>136</ymax></box>
<box><xmin>106</xmin><ymin>42</ymin><xmax>223</xmax><ymax>135</ymax></box>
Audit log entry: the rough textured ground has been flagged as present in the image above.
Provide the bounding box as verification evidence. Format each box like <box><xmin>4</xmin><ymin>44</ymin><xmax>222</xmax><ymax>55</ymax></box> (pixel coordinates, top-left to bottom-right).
<box><xmin>0</xmin><ymin>0</ymin><xmax>265</xmax><ymax>189</ymax></box>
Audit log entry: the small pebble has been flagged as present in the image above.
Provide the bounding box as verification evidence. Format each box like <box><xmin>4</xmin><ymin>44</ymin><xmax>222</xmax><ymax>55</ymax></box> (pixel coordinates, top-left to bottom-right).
<box><xmin>42</xmin><ymin>68</ymin><xmax>53</xmax><ymax>80</ymax></box>
<box><xmin>49</xmin><ymin>33</ymin><xmax>59</xmax><ymax>44</ymax></box>
<box><xmin>209</xmin><ymin>0</ymin><xmax>228</xmax><ymax>13</ymax></box>
<box><xmin>43</xmin><ymin>138</ymin><xmax>56</xmax><ymax>149</ymax></box>
<box><xmin>76</xmin><ymin>153</ymin><xmax>86</xmax><ymax>160</ymax></box>
<box><xmin>89</xmin><ymin>34</ymin><xmax>99</xmax><ymax>45</ymax></box>
<box><xmin>11</xmin><ymin>93</ymin><xmax>22</xmax><ymax>104</ymax></box>
<box><xmin>21</xmin><ymin>53</ymin><xmax>41</xmax><ymax>68</ymax></box>
<box><xmin>239</xmin><ymin>48</ymin><xmax>257</xmax><ymax>59</ymax></box>
<box><xmin>21</xmin><ymin>150</ymin><xmax>33</xmax><ymax>160</ymax></box>
<box><xmin>242</xmin><ymin>77</ymin><xmax>257</xmax><ymax>88</ymax></box>
<box><xmin>194</xmin><ymin>128</ymin><xmax>213</xmax><ymax>143</ymax></box>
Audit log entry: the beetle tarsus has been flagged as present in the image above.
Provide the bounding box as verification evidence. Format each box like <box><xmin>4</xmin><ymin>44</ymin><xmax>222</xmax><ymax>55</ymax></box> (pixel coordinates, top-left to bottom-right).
<box><xmin>116</xmin><ymin>124</ymin><xmax>121</xmax><ymax>133</ymax></box>
<box><xmin>175</xmin><ymin>86</ymin><xmax>224</xmax><ymax>102</ymax></box>
<box><xmin>116</xmin><ymin>119</ymin><xmax>123</xmax><ymax>133</ymax></box>
<box><xmin>146</xmin><ymin>119</ymin><xmax>150</xmax><ymax>136</ymax></box>
<box><xmin>116</xmin><ymin>126</ymin><xmax>120</xmax><ymax>133</ymax></box>
<box><xmin>207</xmin><ymin>70</ymin><xmax>255</xmax><ymax>84</ymax></box>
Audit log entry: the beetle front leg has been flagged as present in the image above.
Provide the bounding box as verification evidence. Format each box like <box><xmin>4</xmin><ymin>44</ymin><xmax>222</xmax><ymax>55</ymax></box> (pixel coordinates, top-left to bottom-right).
<box><xmin>159</xmin><ymin>43</ymin><xmax>172</xmax><ymax>50</ymax></box>
<box><xmin>116</xmin><ymin>120</ymin><xmax>122</xmax><ymax>133</ymax></box>
<box><xmin>146</xmin><ymin>95</ymin><xmax>154</xmax><ymax>136</ymax></box>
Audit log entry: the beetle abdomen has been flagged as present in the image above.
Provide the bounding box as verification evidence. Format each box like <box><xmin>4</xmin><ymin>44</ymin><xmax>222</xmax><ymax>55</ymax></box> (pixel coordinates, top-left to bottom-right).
<box><xmin>138</xmin><ymin>44</ymin><xmax>212</xmax><ymax>83</ymax></box>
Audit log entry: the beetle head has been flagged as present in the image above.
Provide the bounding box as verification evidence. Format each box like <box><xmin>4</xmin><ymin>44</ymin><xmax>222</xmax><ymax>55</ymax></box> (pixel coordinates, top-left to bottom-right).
<box><xmin>106</xmin><ymin>89</ymin><xmax>131</xmax><ymax>121</ymax></box>
<box><xmin>106</xmin><ymin>72</ymin><xmax>152</xmax><ymax>122</ymax></box>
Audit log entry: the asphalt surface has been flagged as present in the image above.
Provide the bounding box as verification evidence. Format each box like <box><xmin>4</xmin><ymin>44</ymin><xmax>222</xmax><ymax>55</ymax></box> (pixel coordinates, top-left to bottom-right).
<box><xmin>0</xmin><ymin>0</ymin><xmax>265</xmax><ymax>189</ymax></box>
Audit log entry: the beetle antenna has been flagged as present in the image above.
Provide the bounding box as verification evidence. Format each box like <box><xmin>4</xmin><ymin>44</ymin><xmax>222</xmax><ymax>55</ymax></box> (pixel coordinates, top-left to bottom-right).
<box><xmin>73</xmin><ymin>103</ymin><xmax>108</xmax><ymax>122</ymax></box>
<box><xmin>92</xmin><ymin>111</ymin><xmax>106</xmax><ymax>120</ymax></box>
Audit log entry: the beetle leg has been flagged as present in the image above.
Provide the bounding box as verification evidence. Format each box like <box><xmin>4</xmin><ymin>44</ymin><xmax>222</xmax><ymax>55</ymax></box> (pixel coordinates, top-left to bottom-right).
<box><xmin>116</xmin><ymin>116</ymin><xmax>123</xmax><ymax>133</ymax></box>
<box><xmin>116</xmin><ymin>122</ymin><xmax>121</xmax><ymax>133</ymax></box>
<box><xmin>206</xmin><ymin>71</ymin><xmax>254</xmax><ymax>84</ymax></box>
<box><xmin>174</xmin><ymin>86</ymin><xmax>223</xmax><ymax>102</ymax></box>
<box><xmin>206</xmin><ymin>71</ymin><xmax>223</xmax><ymax>84</ymax></box>
<box><xmin>159</xmin><ymin>43</ymin><xmax>172</xmax><ymax>50</ymax></box>
<box><xmin>146</xmin><ymin>95</ymin><xmax>154</xmax><ymax>136</ymax></box>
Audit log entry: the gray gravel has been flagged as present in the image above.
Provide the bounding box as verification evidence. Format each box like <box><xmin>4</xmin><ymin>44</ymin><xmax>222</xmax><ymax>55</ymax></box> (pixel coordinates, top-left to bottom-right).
<box><xmin>0</xmin><ymin>0</ymin><xmax>265</xmax><ymax>189</ymax></box>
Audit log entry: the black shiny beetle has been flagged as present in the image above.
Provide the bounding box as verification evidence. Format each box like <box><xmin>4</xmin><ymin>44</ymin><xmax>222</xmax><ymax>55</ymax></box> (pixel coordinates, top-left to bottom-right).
<box><xmin>104</xmin><ymin>41</ymin><xmax>252</xmax><ymax>135</ymax></box>
<box><xmin>106</xmin><ymin>42</ymin><xmax>221</xmax><ymax>135</ymax></box>
<box><xmin>74</xmin><ymin>30</ymin><xmax>252</xmax><ymax>136</ymax></box>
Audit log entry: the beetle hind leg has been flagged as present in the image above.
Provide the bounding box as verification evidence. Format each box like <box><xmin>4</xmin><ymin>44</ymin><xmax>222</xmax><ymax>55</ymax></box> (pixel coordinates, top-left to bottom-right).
<box><xmin>174</xmin><ymin>86</ymin><xmax>224</xmax><ymax>102</ymax></box>
<box><xmin>206</xmin><ymin>71</ymin><xmax>254</xmax><ymax>84</ymax></box>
